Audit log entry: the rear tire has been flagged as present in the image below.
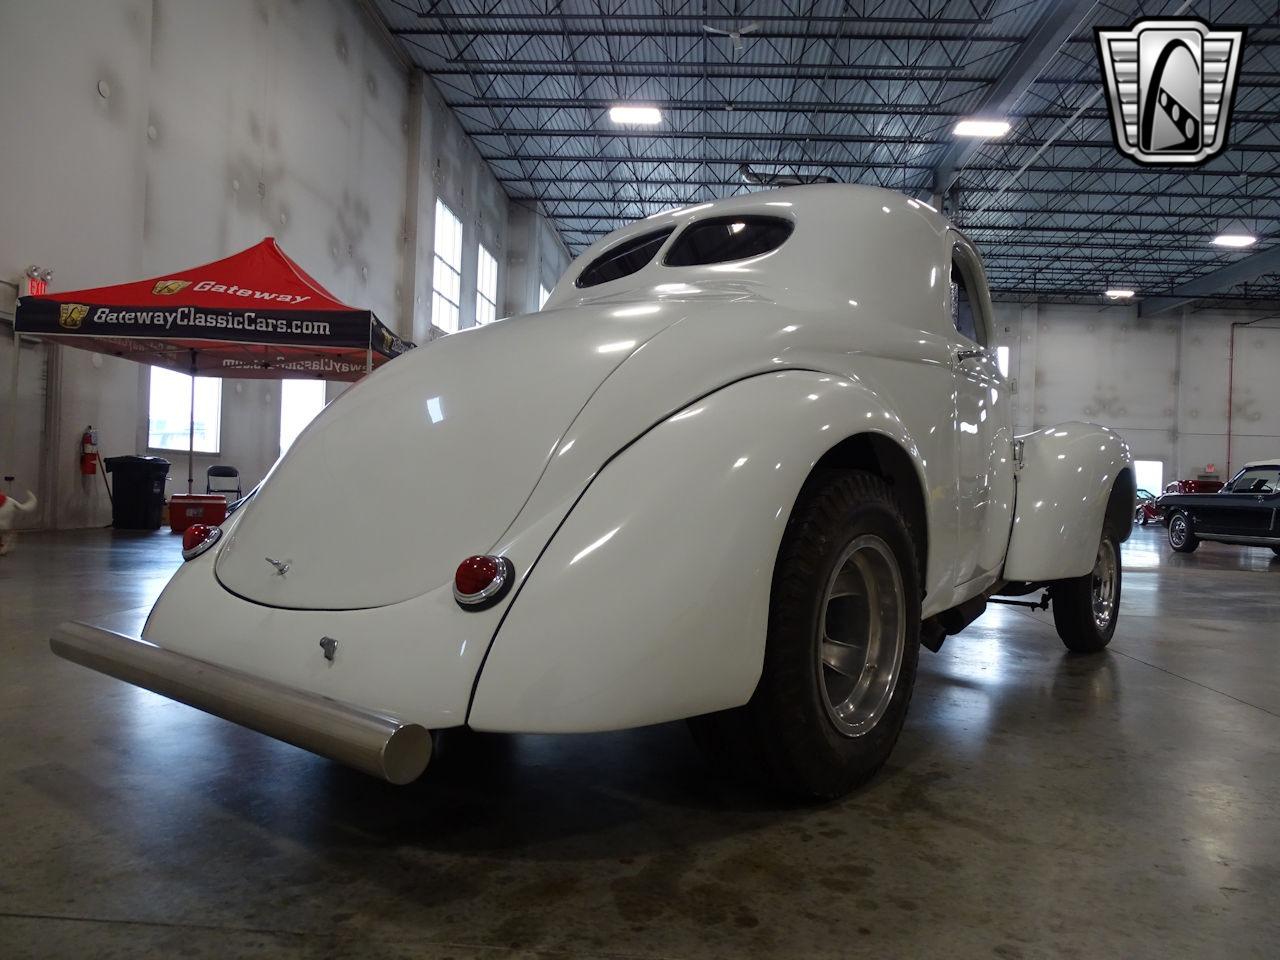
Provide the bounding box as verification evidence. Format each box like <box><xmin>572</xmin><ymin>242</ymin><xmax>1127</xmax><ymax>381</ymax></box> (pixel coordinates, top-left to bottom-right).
<box><xmin>1168</xmin><ymin>512</ymin><xmax>1199</xmax><ymax>553</ymax></box>
<box><xmin>1050</xmin><ymin>524</ymin><xmax>1121</xmax><ymax>654</ymax></box>
<box><xmin>689</xmin><ymin>470</ymin><xmax>921</xmax><ymax>800</ymax></box>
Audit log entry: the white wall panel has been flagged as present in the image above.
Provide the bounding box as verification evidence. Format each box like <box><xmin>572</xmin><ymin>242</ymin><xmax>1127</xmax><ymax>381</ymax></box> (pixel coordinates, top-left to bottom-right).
<box><xmin>994</xmin><ymin>301</ymin><xmax>1279</xmax><ymax>483</ymax></box>
<box><xmin>1</xmin><ymin>0</ymin><xmax>562</xmax><ymax>528</ymax></box>
<box><xmin>1227</xmin><ymin>325</ymin><xmax>1280</xmax><ymax>468</ymax></box>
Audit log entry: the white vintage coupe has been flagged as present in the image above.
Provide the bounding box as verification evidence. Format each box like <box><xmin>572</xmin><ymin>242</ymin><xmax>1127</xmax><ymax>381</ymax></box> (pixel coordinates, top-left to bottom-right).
<box><xmin>52</xmin><ymin>185</ymin><xmax>1133</xmax><ymax>798</ymax></box>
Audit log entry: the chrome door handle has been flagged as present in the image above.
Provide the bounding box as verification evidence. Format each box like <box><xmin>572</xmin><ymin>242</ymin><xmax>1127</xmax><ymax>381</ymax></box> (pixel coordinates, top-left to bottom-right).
<box><xmin>953</xmin><ymin>348</ymin><xmax>985</xmax><ymax>365</ymax></box>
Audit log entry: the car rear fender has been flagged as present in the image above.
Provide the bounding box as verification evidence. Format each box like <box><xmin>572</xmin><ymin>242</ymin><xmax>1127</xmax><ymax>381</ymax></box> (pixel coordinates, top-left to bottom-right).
<box><xmin>1002</xmin><ymin>422</ymin><xmax>1133</xmax><ymax>582</ymax></box>
<box><xmin>467</xmin><ymin>370</ymin><xmax>935</xmax><ymax>734</ymax></box>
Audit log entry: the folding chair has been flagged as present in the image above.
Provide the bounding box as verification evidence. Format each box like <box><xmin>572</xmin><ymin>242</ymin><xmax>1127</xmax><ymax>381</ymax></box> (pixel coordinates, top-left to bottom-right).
<box><xmin>206</xmin><ymin>465</ymin><xmax>242</xmax><ymax>499</ymax></box>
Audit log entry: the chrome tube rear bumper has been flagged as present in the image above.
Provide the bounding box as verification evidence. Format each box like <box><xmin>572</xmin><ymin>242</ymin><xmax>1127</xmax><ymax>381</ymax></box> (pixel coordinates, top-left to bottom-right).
<box><xmin>50</xmin><ymin>621</ymin><xmax>432</xmax><ymax>784</ymax></box>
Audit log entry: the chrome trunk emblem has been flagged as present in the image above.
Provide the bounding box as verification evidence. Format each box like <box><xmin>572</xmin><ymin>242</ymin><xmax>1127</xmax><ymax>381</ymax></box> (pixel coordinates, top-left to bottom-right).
<box><xmin>264</xmin><ymin>557</ymin><xmax>291</xmax><ymax>576</ymax></box>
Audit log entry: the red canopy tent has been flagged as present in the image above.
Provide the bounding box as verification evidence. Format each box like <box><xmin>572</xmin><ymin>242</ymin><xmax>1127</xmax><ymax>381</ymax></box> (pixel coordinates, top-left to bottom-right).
<box><xmin>13</xmin><ymin>238</ymin><xmax>414</xmax><ymax>492</ymax></box>
<box><xmin>15</xmin><ymin>238</ymin><xmax>411</xmax><ymax>379</ymax></box>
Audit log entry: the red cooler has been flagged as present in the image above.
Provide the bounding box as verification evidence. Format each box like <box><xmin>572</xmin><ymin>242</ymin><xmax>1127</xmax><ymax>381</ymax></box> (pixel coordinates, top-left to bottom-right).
<box><xmin>169</xmin><ymin>494</ymin><xmax>228</xmax><ymax>533</ymax></box>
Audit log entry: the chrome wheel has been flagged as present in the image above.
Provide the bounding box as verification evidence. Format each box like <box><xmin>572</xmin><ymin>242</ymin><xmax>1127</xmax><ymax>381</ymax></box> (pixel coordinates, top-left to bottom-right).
<box><xmin>818</xmin><ymin>535</ymin><xmax>905</xmax><ymax>738</ymax></box>
<box><xmin>1169</xmin><ymin>514</ymin><xmax>1189</xmax><ymax>548</ymax></box>
<box><xmin>1091</xmin><ymin>538</ymin><xmax>1118</xmax><ymax>632</ymax></box>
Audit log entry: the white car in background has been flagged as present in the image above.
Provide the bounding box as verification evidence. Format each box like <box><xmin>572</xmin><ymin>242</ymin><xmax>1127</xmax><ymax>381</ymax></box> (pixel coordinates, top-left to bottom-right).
<box><xmin>52</xmin><ymin>185</ymin><xmax>1134</xmax><ymax>799</ymax></box>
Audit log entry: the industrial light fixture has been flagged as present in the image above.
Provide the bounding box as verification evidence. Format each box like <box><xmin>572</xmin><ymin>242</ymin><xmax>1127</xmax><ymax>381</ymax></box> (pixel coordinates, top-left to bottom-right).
<box><xmin>953</xmin><ymin>118</ymin><xmax>1010</xmax><ymax>138</ymax></box>
<box><xmin>1104</xmin><ymin>289</ymin><xmax>1135</xmax><ymax>300</ymax></box>
<box><xmin>609</xmin><ymin>105</ymin><xmax>661</xmax><ymax>125</ymax></box>
<box><xmin>1212</xmin><ymin>232</ymin><xmax>1257</xmax><ymax>248</ymax></box>
<box><xmin>1212</xmin><ymin>220</ymin><xmax>1257</xmax><ymax>248</ymax></box>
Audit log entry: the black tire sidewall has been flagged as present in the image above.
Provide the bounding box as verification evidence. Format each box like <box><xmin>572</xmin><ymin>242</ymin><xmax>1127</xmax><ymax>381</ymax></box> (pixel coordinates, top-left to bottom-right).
<box><xmin>1168</xmin><ymin>512</ymin><xmax>1197</xmax><ymax>552</ymax></box>
<box><xmin>1051</xmin><ymin>526</ymin><xmax>1121</xmax><ymax>653</ymax></box>
<box><xmin>755</xmin><ymin>476</ymin><xmax>921</xmax><ymax>796</ymax></box>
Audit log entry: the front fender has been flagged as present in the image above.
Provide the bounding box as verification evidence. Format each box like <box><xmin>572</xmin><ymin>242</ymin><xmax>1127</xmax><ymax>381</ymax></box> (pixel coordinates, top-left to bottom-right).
<box><xmin>467</xmin><ymin>370</ymin><xmax>932</xmax><ymax>733</ymax></box>
<box><xmin>1002</xmin><ymin>422</ymin><xmax>1133</xmax><ymax>582</ymax></box>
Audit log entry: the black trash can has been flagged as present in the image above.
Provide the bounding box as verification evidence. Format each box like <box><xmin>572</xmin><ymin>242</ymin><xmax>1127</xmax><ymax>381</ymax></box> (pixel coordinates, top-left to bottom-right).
<box><xmin>104</xmin><ymin>456</ymin><xmax>170</xmax><ymax>530</ymax></box>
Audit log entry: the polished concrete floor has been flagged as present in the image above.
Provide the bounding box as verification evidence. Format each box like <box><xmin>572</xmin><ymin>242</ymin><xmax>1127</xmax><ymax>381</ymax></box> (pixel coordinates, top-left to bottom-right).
<box><xmin>1</xmin><ymin>526</ymin><xmax>1277</xmax><ymax>959</ymax></box>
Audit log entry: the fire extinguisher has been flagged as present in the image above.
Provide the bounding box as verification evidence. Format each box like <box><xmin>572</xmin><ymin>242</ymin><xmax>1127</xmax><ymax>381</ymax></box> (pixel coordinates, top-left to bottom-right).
<box><xmin>80</xmin><ymin>426</ymin><xmax>99</xmax><ymax>476</ymax></box>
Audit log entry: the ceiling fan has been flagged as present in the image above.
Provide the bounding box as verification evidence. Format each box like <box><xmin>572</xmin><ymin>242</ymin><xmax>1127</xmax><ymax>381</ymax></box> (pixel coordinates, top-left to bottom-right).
<box><xmin>701</xmin><ymin>21</ymin><xmax>761</xmax><ymax>52</ymax></box>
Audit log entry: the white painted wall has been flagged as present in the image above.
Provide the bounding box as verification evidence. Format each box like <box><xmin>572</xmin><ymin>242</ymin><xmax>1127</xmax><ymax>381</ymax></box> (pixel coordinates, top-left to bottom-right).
<box><xmin>0</xmin><ymin>0</ymin><xmax>561</xmax><ymax>530</ymax></box>
<box><xmin>502</xmin><ymin>204</ymin><xmax>572</xmax><ymax>319</ymax></box>
<box><xmin>991</xmin><ymin>302</ymin><xmax>1280</xmax><ymax>484</ymax></box>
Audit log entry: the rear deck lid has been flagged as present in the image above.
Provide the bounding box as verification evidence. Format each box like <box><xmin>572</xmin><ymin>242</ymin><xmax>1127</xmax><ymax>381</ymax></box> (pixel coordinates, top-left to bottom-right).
<box><xmin>214</xmin><ymin>305</ymin><xmax>676</xmax><ymax>609</ymax></box>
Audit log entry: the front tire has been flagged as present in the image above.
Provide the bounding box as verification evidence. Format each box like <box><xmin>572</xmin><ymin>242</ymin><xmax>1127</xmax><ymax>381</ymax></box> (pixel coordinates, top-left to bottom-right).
<box><xmin>1168</xmin><ymin>512</ymin><xmax>1199</xmax><ymax>553</ymax></box>
<box><xmin>1050</xmin><ymin>525</ymin><xmax>1121</xmax><ymax>654</ymax></box>
<box><xmin>690</xmin><ymin>470</ymin><xmax>921</xmax><ymax>800</ymax></box>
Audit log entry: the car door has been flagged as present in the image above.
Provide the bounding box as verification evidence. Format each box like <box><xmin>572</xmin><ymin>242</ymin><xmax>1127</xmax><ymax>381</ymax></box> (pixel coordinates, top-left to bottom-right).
<box><xmin>948</xmin><ymin>238</ymin><xmax>1014</xmax><ymax>589</ymax></box>
<box><xmin>1208</xmin><ymin>466</ymin><xmax>1280</xmax><ymax>536</ymax></box>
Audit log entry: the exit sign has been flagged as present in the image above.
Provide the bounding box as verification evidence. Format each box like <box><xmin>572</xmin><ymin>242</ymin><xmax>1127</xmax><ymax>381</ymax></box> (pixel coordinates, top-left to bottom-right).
<box><xmin>19</xmin><ymin>266</ymin><xmax>52</xmax><ymax>298</ymax></box>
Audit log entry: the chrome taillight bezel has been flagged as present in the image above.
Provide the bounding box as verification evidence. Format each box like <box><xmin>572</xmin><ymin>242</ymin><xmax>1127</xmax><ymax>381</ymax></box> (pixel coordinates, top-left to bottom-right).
<box><xmin>453</xmin><ymin>555</ymin><xmax>515</xmax><ymax>610</ymax></box>
<box><xmin>182</xmin><ymin>524</ymin><xmax>223</xmax><ymax>562</ymax></box>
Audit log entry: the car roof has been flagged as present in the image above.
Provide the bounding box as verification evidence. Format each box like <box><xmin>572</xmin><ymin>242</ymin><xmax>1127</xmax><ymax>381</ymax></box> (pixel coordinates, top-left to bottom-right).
<box><xmin>1241</xmin><ymin>460</ymin><xmax>1280</xmax><ymax>469</ymax></box>
<box><xmin>544</xmin><ymin>183</ymin><xmax>959</xmax><ymax>328</ymax></box>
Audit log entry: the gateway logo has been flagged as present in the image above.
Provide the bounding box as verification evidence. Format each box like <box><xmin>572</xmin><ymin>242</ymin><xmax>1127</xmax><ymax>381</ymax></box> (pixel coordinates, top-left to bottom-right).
<box><xmin>59</xmin><ymin>304</ymin><xmax>89</xmax><ymax>329</ymax></box>
<box><xmin>152</xmin><ymin>279</ymin><xmax>192</xmax><ymax>296</ymax></box>
<box><xmin>192</xmin><ymin>280</ymin><xmax>310</xmax><ymax>305</ymax></box>
<box><xmin>1096</xmin><ymin>18</ymin><xmax>1245</xmax><ymax>166</ymax></box>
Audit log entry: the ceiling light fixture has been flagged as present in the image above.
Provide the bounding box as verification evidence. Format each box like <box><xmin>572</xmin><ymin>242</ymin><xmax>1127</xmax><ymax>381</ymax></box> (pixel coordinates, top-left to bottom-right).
<box><xmin>1104</xmin><ymin>289</ymin><xmax>1135</xmax><ymax>300</ymax></box>
<box><xmin>1211</xmin><ymin>232</ymin><xmax>1257</xmax><ymax>248</ymax></box>
<box><xmin>609</xmin><ymin>106</ymin><xmax>661</xmax><ymax>125</ymax></box>
<box><xmin>953</xmin><ymin>118</ymin><xmax>1010</xmax><ymax>138</ymax></box>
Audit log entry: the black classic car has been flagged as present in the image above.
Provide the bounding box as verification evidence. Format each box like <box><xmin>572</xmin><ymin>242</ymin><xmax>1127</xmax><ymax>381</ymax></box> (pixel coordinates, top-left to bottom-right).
<box><xmin>1159</xmin><ymin>461</ymin><xmax>1280</xmax><ymax>555</ymax></box>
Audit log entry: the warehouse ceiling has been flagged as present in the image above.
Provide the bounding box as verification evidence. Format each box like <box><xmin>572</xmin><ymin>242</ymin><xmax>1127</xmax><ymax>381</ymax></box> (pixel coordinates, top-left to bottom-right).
<box><xmin>372</xmin><ymin>0</ymin><xmax>1280</xmax><ymax>310</ymax></box>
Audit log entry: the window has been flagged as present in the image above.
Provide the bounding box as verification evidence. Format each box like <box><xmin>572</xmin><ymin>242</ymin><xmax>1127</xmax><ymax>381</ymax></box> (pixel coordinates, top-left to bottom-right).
<box><xmin>1228</xmin><ymin>465</ymin><xmax>1279</xmax><ymax>493</ymax></box>
<box><xmin>950</xmin><ymin>245</ymin><xmax>993</xmax><ymax>348</ymax></box>
<box><xmin>996</xmin><ymin>345</ymin><xmax>1010</xmax><ymax>378</ymax></box>
<box><xmin>279</xmin><ymin>379</ymin><xmax>326</xmax><ymax>455</ymax></box>
<box><xmin>476</xmin><ymin>243</ymin><xmax>498</xmax><ymax>325</ymax></box>
<box><xmin>1133</xmin><ymin>459</ymin><xmax>1164</xmax><ymax>496</ymax></box>
<box><xmin>432</xmin><ymin>199</ymin><xmax>463</xmax><ymax>333</ymax></box>
<box><xmin>950</xmin><ymin>263</ymin><xmax>981</xmax><ymax>345</ymax></box>
<box><xmin>538</xmin><ymin>283</ymin><xmax>550</xmax><ymax>309</ymax></box>
<box><xmin>148</xmin><ymin>367</ymin><xmax>221</xmax><ymax>452</ymax></box>
<box><xmin>664</xmin><ymin>216</ymin><xmax>793</xmax><ymax>266</ymax></box>
<box><xmin>575</xmin><ymin>227</ymin><xmax>674</xmax><ymax>288</ymax></box>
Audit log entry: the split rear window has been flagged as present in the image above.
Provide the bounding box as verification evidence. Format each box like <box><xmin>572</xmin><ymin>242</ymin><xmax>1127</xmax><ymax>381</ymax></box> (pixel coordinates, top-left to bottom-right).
<box><xmin>664</xmin><ymin>216</ymin><xmax>794</xmax><ymax>267</ymax></box>
<box><xmin>574</xmin><ymin>214</ymin><xmax>794</xmax><ymax>288</ymax></box>
<box><xmin>576</xmin><ymin>227</ymin><xmax>675</xmax><ymax>288</ymax></box>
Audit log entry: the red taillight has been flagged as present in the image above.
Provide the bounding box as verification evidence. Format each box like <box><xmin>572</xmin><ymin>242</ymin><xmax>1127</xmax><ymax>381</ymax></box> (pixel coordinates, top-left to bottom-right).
<box><xmin>181</xmin><ymin>523</ymin><xmax>222</xmax><ymax>561</ymax></box>
<box><xmin>453</xmin><ymin>554</ymin><xmax>514</xmax><ymax>609</ymax></box>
